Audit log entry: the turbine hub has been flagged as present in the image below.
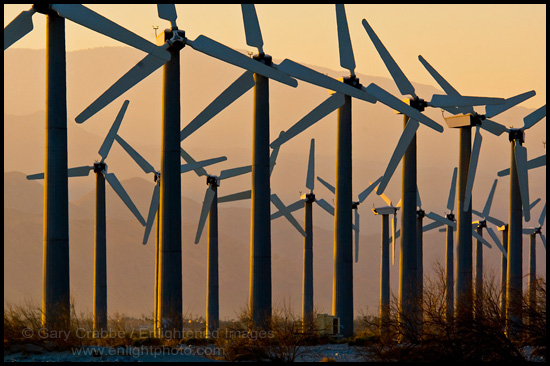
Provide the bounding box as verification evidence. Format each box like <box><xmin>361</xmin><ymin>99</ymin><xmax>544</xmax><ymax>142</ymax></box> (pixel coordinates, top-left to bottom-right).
<box><xmin>253</xmin><ymin>53</ymin><xmax>272</xmax><ymax>66</ymax></box>
<box><xmin>342</xmin><ymin>75</ymin><xmax>361</xmax><ymax>89</ymax></box>
<box><xmin>304</xmin><ymin>192</ymin><xmax>316</xmax><ymax>203</ymax></box>
<box><xmin>163</xmin><ymin>29</ymin><xmax>186</xmax><ymax>50</ymax></box>
<box><xmin>93</xmin><ymin>162</ymin><xmax>106</xmax><ymax>173</ymax></box>
<box><xmin>207</xmin><ymin>175</ymin><xmax>219</xmax><ymax>186</ymax></box>
<box><xmin>446</xmin><ymin>213</ymin><xmax>455</xmax><ymax>222</ymax></box>
<box><xmin>508</xmin><ymin>128</ymin><xmax>525</xmax><ymax>144</ymax></box>
<box><xmin>417</xmin><ymin>209</ymin><xmax>425</xmax><ymax>218</ymax></box>
<box><xmin>352</xmin><ymin>201</ymin><xmax>359</xmax><ymax>209</ymax></box>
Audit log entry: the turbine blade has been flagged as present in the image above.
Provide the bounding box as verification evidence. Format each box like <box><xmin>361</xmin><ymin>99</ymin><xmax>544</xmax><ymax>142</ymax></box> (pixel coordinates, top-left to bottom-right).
<box><xmin>218</xmin><ymin>190</ymin><xmax>251</xmax><ymax>203</ymax></box>
<box><xmin>52</xmin><ymin>4</ymin><xmax>170</xmax><ymax>61</ymax></box>
<box><xmin>540</xmin><ymin>234</ymin><xmax>546</xmax><ymax>250</ymax></box>
<box><xmin>497</xmin><ymin>154</ymin><xmax>546</xmax><ymax>177</ymax></box>
<box><xmin>241</xmin><ymin>4</ymin><xmax>264</xmax><ymax>53</ymax></box>
<box><xmin>275</xmin><ymin>59</ymin><xmax>376</xmax><ymax>103</ymax></box>
<box><xmin>317</xmin><ymin>176</ymin><xmax>335</xmax><ymax>194</ymax></box>
<box><xmin>418</xmin><ymin>55</ymin><xmax>472</xmax><ymax>115</ymax></box>
<box><xmin>187</xmin><ymin>35</ymin><xmax>297</xmax><ymax>87</ymax></box>
<box><xmin>482</xmin><ymin>179</ymin><xmax>498</xmax><ymax>219</ymax></box>
<box><xmin>514</xmin><ymin>142</ymin><xmax>531</xmax><ymax>221</ymax></box>
<box><xmin>195</xmin><ymin>186</ymin><xmax>216</xmax><ymax>244</ymax></box>
<box><xmin>485</xmin><ymin>215</ymin><xmax>506</xmax><ymax>228</ymax></box>
<box><xmin>417</xmin><ymin>186</ymin><xmax>422</xmax><ymax>208</ymax></box>
<box><xmin>315</xmin><ymin>198</ymin><xmax>335</xmax><ymax>216</ymax></box>
<box><xmin>423</xmin><ymin>220</ymin><xmax>444</xmax><ymax>232</ymax></box>
<box><xmin>115</xmin><ymin>135</ymin><xmax>156</xmax><ymax>174</ymax></box>
<box><xmin>480</xmin><ymin>118</ymin><xmax>508</xmax><ymax>136</ymax></box>
<box><xmin>306</xmin><ymin>139</ymin><xmax>315</xmax><ymax>191</ymax></box>
<box><xmin>143</xmin><ymin>182</ymin><xmax>160</xmax><ymax>245</ymax></box>
<box><xmin>270</xmin><ymin>194</ymin><xmax>306</xmax><ymax>237</ymax></box>
<box><xmin>376</xmin><ymin>118</ymin><xmax>419</xmax><ymax>194</ymax></box>
<box><xmin>522</xmin><ymin>104</ymin><xmax>546</xmax><ymax>131</ymax></box>
<box><xmin>270</xmin><ymin>93</ymin><xmax>345</xmax><ymax>148</ymax></box>
<box><xmin>98</xmin><ymin>100</ymin><xmax>130</xmax><ymax>161</ymax></box>
<box><xmin>379</xmin><ymin>190</ymin><xmax>393</xmax><ymax>208</ymax></box>
<box><xmin>354</xmin><ymin>209</ymin><xmax>360</xmax><ymax>263</ymax></box>
<box><xmin>486</xmin><ymin>227</ymin><xmax>507</xmax><ymax>258</ymax></box>
<box><xmin>67</xmin><ymin>165</ymin><xmax>94</xmax><ymax>177</ymax></box>
<box><xmin>362</xmin><ymin>18</ymin><xmax>415</xmax><ymax>98</ymax></box>
<box><xmin>522</xmin><ymin>228</ymin><xmax>537</xmax><ymax>235</ymax></box>
<box><xmin>463</xmin><ymin>125</ymin><xmax>483</xmax><ymax>211</ymax></box>
<box><xmin>472</xmin><ymin>229</ymin><xmax>492</xmax><ymax>249</ymax></box>
<box><xmin>76</xmin><ymin>49</ymin><xmax>168</xmax><ymax>123</ymax></box>
<box><xmin>538</xmin><ymin>203</ymin><xmax>546</xmax><ymax>227</ymax></box>
<box><xmin>271</xmin><ymin>199</ymin><xmax>304</xmax><ymax>220</ymax></box>
<box><xmin>426</xmin><ymin>211</ymin><xmax>456</xmax><ymax>228</ymax></box>
<box><xmin>105</xmin><ymin>172</ymin><xmax>146</xmax><ymax>226</ymax></box>
<box><xmin>270</xmin><ymin>137</ymin><xmax>282</xmax><ymax>177</ymax></box>
<box><xmin>485</xmin><ymin>90</ymin><xmax>536</xmax><ymax>118</ymax></box>
<box><xmin>447</xmin><ymin>167</ymin><xmax>458</xmax><ymax>213</ymax></box>
<box><xmin>219</xmin><ymin>165</ymin><xmax>252</xmax><ymax>180</ymax></box>
<box><xmin>181</xmin><ymin>157</ymin><xmax>227</xmax><ymax>174</ymax></box>
<box><xmin>26</xmin><ymin>172</ymin><xmax>44</xmax><ymax>180</ymax></box>
<box><xmin>180</xmin><ymin>148</ymin><xmax>207</xmax><ymax>177</ymax></box>
<box><xmin>4</xmin><ymin>6</ymin><xmax>36</xmax><ymax>50</ymax></box>
<box><xmin>429</xmin><ymin>95</ymin><xmax>505</xmax><ymax>108</ymax></box>
<box><xmin>180</xmin><ymin>71</ymin><xmax>255</xmax><ymax>141</ymax></box>
<box><xmin>365</xmin><ymin>83</ymin><xmax>443</xmax><ymax>132</ymax></box>
<box><xmin>358</xmin><ymin>176</ymin><xmax>382</xmax><ymax>203</ymax></box>
<box><xmin>335</xmin><ymin>5</ymin><xmax>356</xmax><ymax>75</ymax></box>
<box><xmin>157</xmin><ymin>4</ymin><xmax>177</xmax><ymax>28</ymax></box>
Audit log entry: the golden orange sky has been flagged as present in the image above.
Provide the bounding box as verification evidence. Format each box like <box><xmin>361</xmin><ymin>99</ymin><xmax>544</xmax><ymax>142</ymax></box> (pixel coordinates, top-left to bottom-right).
<box><xmin>4</xmin><ymin>4</ymin><xmax>546</xmax><ymax>109</ymax></box>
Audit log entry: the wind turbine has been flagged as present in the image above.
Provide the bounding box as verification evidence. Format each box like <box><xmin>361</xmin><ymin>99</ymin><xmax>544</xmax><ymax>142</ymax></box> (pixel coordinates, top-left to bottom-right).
<box><xmin>361</xmin><ymin>18</ymin><xmax>506</xmax><ymax>331</ymax></box>
<box><xmin>523</xmin><ymin>203</ymin><xmax>546</xmax><ymax>330</ymax></box>
<box><xmin>75</xmin><ymin>4</ymin><xmax>300</xmax><ymax>334</ymax></box>
<box><xmin>417</xmin><ymin>54</ymin><xmax>536</xmax><ymax>321</ymax></box>
<box><xmin>269</xmin><ymin>5</ymin><xmax>444</xmax><ymax>337</ymax></box>
<box><xmin>112</xmin><ymin>133</ymin><xmax>227</xmax><ymax>337</ymax></box>
<box><xmin>27</xmin><ymin>100</ymin><xmax>145</xmax><ymax>334</ymax></box>
<box><xmin>4</xmin><ymin>3</ymin><xmax>176</xmax><ymax>330</ymax></box>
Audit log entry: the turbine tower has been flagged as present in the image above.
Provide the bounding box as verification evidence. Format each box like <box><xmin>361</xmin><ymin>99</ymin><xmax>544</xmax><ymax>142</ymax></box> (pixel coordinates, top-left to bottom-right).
<box><xmin>5</xmin><ymin>4</ymin><xmax>171</xmax><ymax>330</ymax></box>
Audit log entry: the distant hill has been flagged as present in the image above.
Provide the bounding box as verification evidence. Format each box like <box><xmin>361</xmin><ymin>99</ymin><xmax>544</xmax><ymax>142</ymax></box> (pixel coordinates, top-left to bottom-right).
<box><xmin>4</xmin><ymin>46</ymin><xmax>546</xmax><ymax>320</ymax></box>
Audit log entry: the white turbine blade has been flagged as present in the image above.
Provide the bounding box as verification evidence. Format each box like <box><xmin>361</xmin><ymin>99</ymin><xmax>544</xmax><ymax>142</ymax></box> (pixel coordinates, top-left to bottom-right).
<box><xmin>365</xmin><ymin>83</ymin><xmax>443</xmax><ymax>132</ymax></box>
<box><xmin>418</xmin><ymin>55</ymin><xmax>473</xmax><ymax>115</ymax></box>
<box><xmin>157</xmin><ymin>4</ymin><xmax>177</xmax><ymax>28</ymax></box>
<box><xmin>271</xmin><ymin>199</ymin><xmax>304</xmax><ymax>220</ymax></box>
<box><xmin>480</xmin><ymin>118</ymin><xmax>508</xmax><ymax>136</ymax></box>
<box><xmin>270</xmin><ymin>93</ymin><xmax>345</xmax><ymax>148</ymax></box>
<box><xmin>538</xmin><ymin>203</ymin><xmax>546</xmax><ymax>227</ymax></box>
<box><xmin>187</xmin><ymin>35</ymin><xmax>297</xmax><ymax>87</ymax></box>
<box><xmin>180</xmin><ymin>71</ymin><xmax>255</xmax><ymax>141</ymax></box>
<box><xmin>317</xmin><ymin>177</ymin><xmax>335</xmax><ymax>194</ymax></box>
<box><xmin>115</xmin><ymin>135</ymin><xmax>156</xmax><ymax>174</ymax></box>
<box><xmin>482</xmin><ymin>179</ymin><xmax>498</xmax><ymax>219</ymax></box>
<box><xmin>306</xmin><ymin>139</ymin><xmax>315</xmax><ymax>191</ymax></box>
<box><xmin>463</xmin><ymin>125</ymin><xmax>483</xmax><ymax>211</ymax></box>
<box><xmin>514</xmin><ymin>142</ymin><xmax>531</xmax><ymax>222</ymax></box>
<box><xmin>485</xmin><ymin>90</ymin><xmax>536</xmax><ymax>118</ymax></box>
<box><xmin>358</xmin><ymin>176</ymin><xmax>382</xmax><ymax>203</ymax></box>
<box><xmin>447</xmin><ymin>167</ymin><xmax>458</xmax><ymax>213</ymax></box>
<box><xmin>376</xmin><ymin>118</ymin><xmax>419</xmax><ymax>194</ymax></box>
<box><xmin>429</xmin><ymin>95</ymin><xmax>505</xmax><ymax>108</ymax></box>
<box><xmin>497</xmin><ymin>154</ymin><xmax>546</xmax><ymax>177</ymax></box>
<box><xmin>270</xmin><ymin>194</ymin><xmax>306</xmax><ymax>237</ymax></box>
<box><xmin>143</xmin><ymin>182</ymin><xmax>160</xmax><ymax>245</ymax></box>
<box><xmin>522</xmin><ymin>104</ymin><xmax>546</xmax><ymax>131</ymax></box>
<box><xmin>67</xmin><ymin>165</ymin><xmax>94</xmax><ymax>177</ymax></box>
<box><xmin>105</xmin><ymin>172</ymin><xmax>146</xmax><ymax>226</ymax></box>
<box><xmin>26</xmin><ymin>172</ymin><xmax>44</xmax><ymax>180</ymax></box>
<box><xmin>4</xmin><ymin>6</ymin><xmax>36</xmax><ymax>50</ymax></box>
<box><xmin>219</xmin><ymin>165</ymin><xmax>252</xmax><ymax>180</ymax></box>
<box><xmin>218</xmin><ymin>190</ymin><xmax>251</xmax><ymax>203</ymax></box>
<box><xmin>392</xmin><ymin>214</ymin><xmax>397</xmax><ymax>265</ymax></box>
<box><xmin>486</xmin><ymin>227</ymin><xmax>507</xmax><ymax>258</ymax></box>
<box><xmin>98</xmin><ymin>100</ymin><xmax>130</xmax><ymax>161</ymax></box>
<box><xmin>426</xmin><ymin>211</ymin><xmax>457</xmax><ymax>228</ymax></box>
<box><xmin>540</xmin><ymin>234</ymin><xmax>546</xmax><ymax>250</ymax></box>
<box><xmin>52</xmin><ymin>4</ymin><xmax>170</xmax><ymax>62</ymax></box>
<box><xmin>181</xmin><ymin>157</ymin><xmax>227</xmax><ymax>174</ymax></box>
<box><xmin>377</xmin><ymin>183</ymin><xmax>393</xmax><ymax>207</ymax></box>
<box><xmin>472</xmin><ymin>229</ymin><xmax>492</xmax><ymax>249</ymax></box>
<box><xmin>315</xmin><ymin>198</ymin><xmax>335</xmax><ymax>216</ymax></box>
<box><xmin>362</xmin><ymin>18</ymin><xmax>415</xmax><ymax>98</ymax></box>
<box><xmin>241</xmin><ymin>4</ymin><xmax>264</xmax><ymax>53</ymax></box>
<box><xmin>76</xmin><ymin>49</ymin><xmax>168</xmax><ymax>123</ymax></box>
<box><xmin>335</xmin><ymin>5</ymin><xmax>356</xmax><ymax>75</ymax></box>
<box><xmin>275</xmin><ymin>59</ymin><xmax>376</xmax><ymax>103</ymax></box>
<box><xmin>423</xmin><ymin>220</ymin><xmax>444</xmax><ymax>232</ymax></box>
<box><xmin>195</xmin><ymin>186</ymin><xmax>216</xmax><ymax>244</ymax></box>
<box><xmin>354</xmin><ymin>209</ymin><xmax>360</xmax><ymax>263</ymax></box>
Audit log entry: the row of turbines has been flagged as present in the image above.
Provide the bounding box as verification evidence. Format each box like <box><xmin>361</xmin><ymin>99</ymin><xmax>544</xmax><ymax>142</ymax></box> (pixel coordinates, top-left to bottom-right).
<box><xmin>5</xmin><ymin>4</ymin><xmax>545</xmax><ymax>339</ymax></box>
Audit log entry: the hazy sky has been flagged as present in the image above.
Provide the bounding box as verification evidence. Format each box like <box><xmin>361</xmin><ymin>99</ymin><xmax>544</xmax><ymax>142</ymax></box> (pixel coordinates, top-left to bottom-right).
<box><xmin>4</xmin><ymin>4</ymin><xmax>546</xmax><ymax>109</ymax></box>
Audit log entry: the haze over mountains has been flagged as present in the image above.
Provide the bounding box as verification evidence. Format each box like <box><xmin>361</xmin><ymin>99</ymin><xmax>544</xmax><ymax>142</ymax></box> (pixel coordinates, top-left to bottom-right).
<box><xmin>4</xmin><ymin>46</ymin><xmax>546</xmax><ymax>319</ymax></box>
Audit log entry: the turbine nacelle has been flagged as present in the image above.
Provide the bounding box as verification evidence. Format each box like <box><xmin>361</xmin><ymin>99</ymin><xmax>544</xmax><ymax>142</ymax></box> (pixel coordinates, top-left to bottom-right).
<box><xmin>508</xmin><ymin>128</ymin><xmax>525</xmax><ymax>144</ymax></box>
<box><xmin>473</xmin><ymin>220</ymin><xmax>487</xmax><ymax>229</ymax></box>
<box><xmin>395</xmin><ymin>97</ymin><xmax>427</xmax><ymax>113</ymax></box>
<box><xmin>301</xmin><ymin>192</ymin><xmax>316</xmax><ymax>203</ymax></box>
<box><xmin>93</xmin><ymin>161</ymin><xmax>106</xmax><ymax>173</ymax></box>
<box><xmin>207</xmin><ymin>175</ymin><xmax>220</xmax><ymax>187</ymax></box>
<box><xmin>446</xmin><ymin>213</ymin><xmax>456</xmax><ymax>222</ymax></box>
